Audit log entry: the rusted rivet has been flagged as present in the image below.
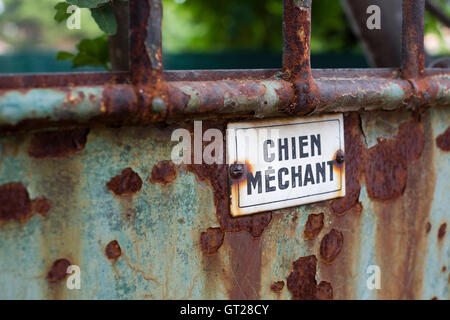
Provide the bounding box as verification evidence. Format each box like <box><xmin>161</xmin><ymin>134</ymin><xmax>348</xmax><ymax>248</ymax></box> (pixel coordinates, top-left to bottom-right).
<box><xmin>335</xmin><ymin>150</ymin><xmax>345</xmax><ymax>164</ymax></box>
<box><xmin>230</xmin><ymin>163</ymin><xmax>245</xmax><ymax>179</ymax></box>
<box><xmin>151</xmin><ymin>97</ymin><xmax>166</xmax><ymax>113</ymax></box>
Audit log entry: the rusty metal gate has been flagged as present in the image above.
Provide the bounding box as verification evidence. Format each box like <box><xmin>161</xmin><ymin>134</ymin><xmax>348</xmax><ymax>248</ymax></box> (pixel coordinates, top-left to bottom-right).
<box><xmin>0</xmin><ymin>0</ymin><xmax>449</xmax><ymax>300</ymax></box>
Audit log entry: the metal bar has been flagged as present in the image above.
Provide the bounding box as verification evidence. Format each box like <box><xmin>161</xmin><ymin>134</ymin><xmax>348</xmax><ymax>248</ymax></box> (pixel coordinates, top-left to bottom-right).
<box><xmin>2</xmin><ymin>68</ymin><xmax>449</xmax><ymax>90</ymax></box>
<box><xmin>282</xmin><ymin>0</ymin><xmax>318</xmax><ymax>115</ymax></box>
<box><xmin>283</xmin><ymin>0</ymin><xmax>312</xmax><ymax>80</ymax></box>
<box><xmin>0</xmin><ymin>0</ymin><xmax>449</xmax><ymax>133</ymax></box>
<box><xmin>130</xmin><ymin>0</ymin><xmax>163</xmax><ymax>85</ymax></box>
<box><xmin>1</xmin><ymin>70</ymin><xmax>448</xmax><ymax>131</ymax></box>
<box><xmin>402</xmin><ymin>0</ymin><xmax>426</xmax><ymax>79</ymax></box>
<box><xmin>0</xmin><ymin>72</ymin><xmax>129</xmax><ymax>90</ymax></box>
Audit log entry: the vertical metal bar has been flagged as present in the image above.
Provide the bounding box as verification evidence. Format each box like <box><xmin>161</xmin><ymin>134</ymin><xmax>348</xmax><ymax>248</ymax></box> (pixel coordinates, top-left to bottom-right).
<box><xmin>402</xmin><ymin>0</ymin><xmax>425</xmax><ymax>78</ymax></box>
<box><xmin>282</xmin><ymin>0</ymin><xmax>317</xmax><ymax>115</ymax></box>
<box><xmin>130</xmin><ymin>0</ymin><xmax>163</xmax><ymax>85</ymax></box>
<box><xmin>283</xmin><ymin>0</ymin><xmax>312</xmax><ymax>80</ymax></box>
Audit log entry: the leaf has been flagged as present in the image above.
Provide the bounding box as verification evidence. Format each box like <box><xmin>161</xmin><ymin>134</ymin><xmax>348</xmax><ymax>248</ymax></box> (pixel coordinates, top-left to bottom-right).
<box><xmin>54</xmin><ymin>2</ymin><xmax>71</xmax><ymax>23</ymax></box>
<box><xmin>66</xmin><ymin>0</ymin><xmax>111</xmax><ymax>9</ymax></box>
<box><xmin>90</xmin><ymin>3</ymin><xmax>118</xmax><ymax>35</ymax></box>
<box><xmin>72</xmin><ymin>36</ymin><xmax>111</xmax><ymax>70</ymax></box>
<box><xmin>55</xmin><ymin>36</ymin><xmax>110</xmax><ymax>70</ymax></box>
<box><xmin>56</xmin><ymin>51</ymin><xmax>75</xmax><ymax>60</ymax></box>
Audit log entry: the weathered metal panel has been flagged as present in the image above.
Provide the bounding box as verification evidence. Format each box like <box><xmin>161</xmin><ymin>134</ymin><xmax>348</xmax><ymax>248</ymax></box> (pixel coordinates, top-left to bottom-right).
<box><xmin>0</xmin><ymin>107</ymin><xmax>448</xmax><ymax>299</ymax></box>
<box><xmin>0</xmin><ymin>0</ymin><xmax>448</xmax><ymax>300</ymax></box>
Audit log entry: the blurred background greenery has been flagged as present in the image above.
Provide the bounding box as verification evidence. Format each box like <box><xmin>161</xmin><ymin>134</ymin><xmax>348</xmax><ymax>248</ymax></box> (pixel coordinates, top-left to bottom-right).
<box><xmin>0</xmin><ymin>0</ymin><xmax>448</xmax><ymax>72</ymax></box>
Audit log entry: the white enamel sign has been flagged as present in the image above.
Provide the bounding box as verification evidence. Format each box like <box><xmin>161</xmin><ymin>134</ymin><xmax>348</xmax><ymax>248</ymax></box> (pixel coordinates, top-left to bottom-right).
<box><xmin>227</xmin><ymin>114</ymin><xmax>345</xmax><ymax>217</ymax></box>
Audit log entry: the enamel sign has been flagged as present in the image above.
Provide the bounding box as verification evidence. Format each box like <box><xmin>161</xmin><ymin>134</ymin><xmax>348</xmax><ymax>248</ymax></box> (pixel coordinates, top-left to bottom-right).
<box><xmin>227</xmin><ymin>114</ymin><xmax>345</xmax><ymax>217</ymax></box>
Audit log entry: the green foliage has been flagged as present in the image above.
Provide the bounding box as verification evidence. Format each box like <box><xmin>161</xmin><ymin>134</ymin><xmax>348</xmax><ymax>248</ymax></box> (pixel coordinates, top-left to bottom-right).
<box><xmin>425</xmin><ymin>0</ymin><xmax>450</xmax><ymax>54</ymax></box>
<box><xmin>54</xmin><ymin>0</ymin><xmax>117</xmax><ymax>69</ymax></box>
<box><xmin>46</xmin><ymin>0</ymin><xmax>449</xmax><ymax>70</ymax></box>
<box><xmin>54</xmin><ymin>2</ymin><xmax>71</xmax><ymax>23</ymax></box>
<box><xmin>162</xmin><ymin>0</ymin><xmax>359</xmax><ymax>54</ymax></box>
<box><xmin>0</xmin><ymin>0</ymin><xmax>102</xmax><ymax>52</ymax></box>
<box><xmin>90</xmin><ymin>3</ymin><xmax>117</xmax><ymax>35</ymax></box>
<box><xmin>57</xmin><ymin>0</ymin><xmax>117</xmax><ymax>35</ymax></box>
<box><xmin>56</xmin><ymin>35</ymin><xmax>111</xmax><ymax>70</ymax></box>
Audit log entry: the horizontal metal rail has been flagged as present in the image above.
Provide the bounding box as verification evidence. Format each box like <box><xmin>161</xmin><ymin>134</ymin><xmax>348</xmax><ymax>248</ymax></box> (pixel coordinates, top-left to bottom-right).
<box><xmin>0</xmin><ymin>0</ymin><xmax>448</xmax><ymax>132</ymax></box>
<box><xmin>0</xmin><ymin>70</ymin><xmax>448</xmax><ymax>130</ymax></box>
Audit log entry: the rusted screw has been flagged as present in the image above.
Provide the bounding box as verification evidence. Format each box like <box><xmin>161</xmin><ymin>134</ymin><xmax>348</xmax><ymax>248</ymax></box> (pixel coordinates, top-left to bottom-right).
<box><xmin>335</xmin><ymin>150</ymin><xmax>345</xmax><ymax>164</ymax></box>
<box><xmin>230</xmin><ymin>163</ymin><xmax>245</xmax><ymax>179</ymax></box>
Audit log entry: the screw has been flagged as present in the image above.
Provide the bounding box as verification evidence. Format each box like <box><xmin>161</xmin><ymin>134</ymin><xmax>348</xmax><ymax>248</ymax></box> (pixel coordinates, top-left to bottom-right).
<box><xmin>335</xmin><ymin>150</ymin><xmax>345</xmax><ymax>164</ymax></box>
<box><xmin>230</xmin><ymin>163</ymin><xmax>245</xmax><ymax>179</ymax></box>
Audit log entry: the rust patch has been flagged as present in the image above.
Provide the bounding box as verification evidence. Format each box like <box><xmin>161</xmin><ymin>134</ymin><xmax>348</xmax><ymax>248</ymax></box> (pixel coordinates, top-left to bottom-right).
<box><xmin>287</xmin><ymin>255</ymin><xmax>317</xmax><ymax>299</ymax></box>
<box><xmin>225</xmin><ymin>231</ymin><xmax>263</xmax><ymax>299</ymax></box>
<box><xmin>365</xmin><ymin>138</ymin><xmax>407</xmax><ymax>200</ymax></box>
<box><xmin>304</xmin><ymin>212</ymin><xmax>324</xmax><ymax>239</ymax></box>
<box><xmin>373</xmin><ymin>110</ymin><xmax>436</xmax><ymax>299</ymax></box>
<box><xmin>105</xmin><ymin>240</ymin><xmax>122</xmax><ymax>260</ymax></box>
<box><xmin>186</xmin><ymin>123</ymin><xmax>272</xmax><ymax>238</ymax></box>
<box><xmin>28</xmin><ymin>128</ymin><xmax>89</xmax><ymax>159</ymax></box>
<box><xmin>270</xmin><ymin>281</ymin><xmax>285</xmax><ymax>293</ymax></box>
<box><xmin>184</xmin><ymin>123</ymin><xmax>271</xmax><ymax>299</ymax></box>
<box><xmin>442</xmin><ymin>266</ymin><xmax>447</xmax><ymax>272</ymax></box>
<box><xmin>0</xmin><ymin>182</ymin><xmax>50</xmax><ymax>223</ymax></box>
<box><xmin>438</xmin><ymin>223</ymin><xmax>446</xmax><ymax>240</ymax></box>
<box><xmin>31</xmin><ymin>197</ymin><xmax>51</xmax><ymax>216</ymax></box>
<box><xmin>287</xmin><ymin>255</ymin><xmax>333</xmax><ymax>300</ymax></box>
<box><xmin>316</xmin><ymin>281</ymin><xmax>333</xmax><ymax>300</ymax></box>
<box><xmin>320</xmin><ymin>229</ymin><xmax>344</xmax><ymax>264</ymax></box>
<box><xmin>0</xmin><ymin>183</ymin><xmax>31</xmax><ymax>222</ymax></box>
<box><xmin>47</xmin><ymin>259</ymin><xmax>71</xmax><ymax>282</ymax></box>
<box><xmin>99</xmin><ymin>85</ymin><xmax>140</xmax><ymax>124</ymax></box>
<box><xmin>106</xmin><ymin>167</ymin><xmax>143</xmax><ymax>196</ymax></box>
<box><xmin>436</xmin><ymin>127</ymin><xmax>450</xmax><ymax>151</ymax></box>
<box><xmin>365</xmin><ymin>118</ymin><xmax>424</xmax><ymax>200</ymax></box>
<box><xmin>200</xmin><ymin>227</ymin><xmax>224</xmax><ymax>255</ymax></box>
<box><xmin>426</xmin><ymin>222</ymin><xmax>432</xmax><ymax>234</ymax></box>
<box><xmin>281</xmin><ymin>0</ymin><xmax>317</xmax><ymax>115</ymax></box>
<box><xmin>149</xmin><ymin>160</ymin><xmax>177</xmax><ymax>185</ymax></box>
<box><xmin>331</xmin><ymin>114</ymin><xmax>426</xmax><ymax>212</ymax></box>
<box><xmin>331</xmin><ymin>113</ymin><xmax>365</xmax><ymax>215</ymax></box>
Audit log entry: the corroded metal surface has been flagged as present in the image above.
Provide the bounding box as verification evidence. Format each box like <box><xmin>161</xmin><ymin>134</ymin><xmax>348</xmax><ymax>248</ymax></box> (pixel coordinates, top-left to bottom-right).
<box><xmin>0</xmin><ymin>0</ymin><xmax>448</xmax><ymax>300</ymax></box>
<box><xmin>0</xmin><ymin>108</ymin><xmax>448</xmax><ymax>299</ymax></box>
<box><xmin>0</xmin><ymin>0</ymin><xmax>448</xmax><ymax>131</ymax></box>
<box><xmin>1</xmin><ymin>73</ymin><xmax>448</xmax><ymax>130</ymax></box>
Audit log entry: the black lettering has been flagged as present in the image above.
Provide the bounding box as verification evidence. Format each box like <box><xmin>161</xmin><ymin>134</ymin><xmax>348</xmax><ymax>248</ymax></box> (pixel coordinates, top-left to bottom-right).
<box><xmin>263</xmin><ymin>140</ymin><xmax>275</xmax><ymax>163</ymax></box>
<box><xmin>316</xmin><ymin>162</ymin><xmax>326</xmax><ymax>183</ymax></box>
<box><xmin>265</xmin><ymin>167</ymin><xmax>276</xmax><ymax>192</ymax></box>
<box><xmin>311</xmin><ymin>134</ymin><xmax>321</xmax><ymax>157</ymax></box>
<box><xmin>304</xmin><ymin>164</ymin><xmax>315</xmax><ymax>186</ymax></box>
<box><xmin>278</xmin><ymin>167</ymin><xmax>289</xmax><ymax>190</ymax></box>
<box><xmin>278</xmin><ymin>138</ymin><xmax>289</xmax><ymax>161</ymax></box>
<box><xmin>299</xmin><ymin>136</ymin><xmax>309</xmax><ymax>158</ymax></box>
<box><xmin>291</xmin><ymin>137</ymin><xmax>297</xmax><ymax>160</ymax></box>
<box><xmin>247</xmin><ymin>171</ymin><xmax>262</xmax><ymax>195</ymax></box>
<box><xmin>327</xmin><ymin>161</ymin><xmax>334</xmax><ymax>182</ymax></box>
<box><xmin>291</xmin><ymin>166</ymin><xmax>302</xmax><ymax>188</ymax></box>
